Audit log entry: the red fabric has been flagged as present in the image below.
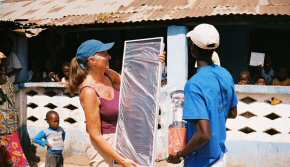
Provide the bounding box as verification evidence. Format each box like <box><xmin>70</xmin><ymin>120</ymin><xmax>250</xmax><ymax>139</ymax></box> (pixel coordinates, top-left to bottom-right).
<box><xmin>0</xmin><ymin>132</ymin><xmax>29</xmax><ymax>167</ymax></box>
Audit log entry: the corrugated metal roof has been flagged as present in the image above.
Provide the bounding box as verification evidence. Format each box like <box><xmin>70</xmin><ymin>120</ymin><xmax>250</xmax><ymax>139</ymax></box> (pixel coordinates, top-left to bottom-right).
<box><xmin>1</xmin><ymin>0</ymin><xmax>290</xmax><ymax>26</ymax></box>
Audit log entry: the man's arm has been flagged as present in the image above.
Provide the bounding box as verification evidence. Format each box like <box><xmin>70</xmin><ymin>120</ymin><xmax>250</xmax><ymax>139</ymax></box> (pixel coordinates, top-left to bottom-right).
<box><xmin>179</xmin><ymin>119</ymin><xmax>211</xmax><ymax>156</ymax></box>
<box><xmin>168</xmin><ymin>119</ymin><xmax>211</xmax><ymax>163</ymax></box>
<box><xmin>227</xmin><ymin>107</ymin><xmax>237</xmax><ymax>119</ymax></box>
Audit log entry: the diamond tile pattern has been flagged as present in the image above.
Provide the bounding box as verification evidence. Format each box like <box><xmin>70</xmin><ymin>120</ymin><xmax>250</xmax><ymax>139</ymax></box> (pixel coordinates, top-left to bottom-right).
<box><xmin>27</xmin><ymin>103</ymin><xmax>38</xmax><ymax>109</ymax></box>
<box><xmin>265</xmin><ymin>113</ymin><xmax>281</xmax><ymax>120</ymax></box>
<box><xmin>264</xmin><ymin>128</ymin><xmax>281</xmax><ymax>136</ymax></box>
<box><xmin>63</xmin><ymin>104</ymin><xmax>78</xmax><ymax>110</ymax></box>
<box><xmin>27</xmin><ymin>116</ymin><xmax>38</xmax><ymax>122</ymax></box>
<box><xmin>239</xmin><ymin>127</ymin><xmax>256</xmax><ymax>134</ymax></box>
<box><xmin>240</xmin><ymin>111</ymin><xmax>256</xmax><ymax>118</ymax></box>
<box><xmin>44</xmin><ymin>90</ymin><xmax>58</xmax><ymax>97</ymax></box>
<box><xmin>64</xmin><ymin>118</ymin><xmax>77</xmax><ymax>124</ymax></box>
<box><xmin>44</xmin><ymin>103</ymin><xmax>57</xmax><ymax>109</ymax></box>
<box><xmin>63</xmin><ymin>92</ymin><xmax>77</xmax><ymax>98</ymax></box>
<box><xmin>25</xmin><ymin>86</ymin><xmax>87</xmax><ymax>156</ymax></box>
<box><xmin>240</xmin><ymin>96</ymin><xmax>257</xmax><ymax>104</ymax></box>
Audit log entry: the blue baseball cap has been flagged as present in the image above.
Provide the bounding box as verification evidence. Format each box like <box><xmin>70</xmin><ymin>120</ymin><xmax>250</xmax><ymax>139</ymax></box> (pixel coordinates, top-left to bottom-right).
<box><xmin>76</xmin><ymin>39</ymin><xmax>114</xmax><ymax>62</ymax></box>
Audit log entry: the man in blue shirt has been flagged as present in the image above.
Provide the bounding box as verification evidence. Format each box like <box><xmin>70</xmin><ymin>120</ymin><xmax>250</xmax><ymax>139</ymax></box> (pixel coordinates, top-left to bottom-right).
<box><xmin>168</xmin><ymin>24</ymin><xmax>237</xmax><ymax>167</ymax></box>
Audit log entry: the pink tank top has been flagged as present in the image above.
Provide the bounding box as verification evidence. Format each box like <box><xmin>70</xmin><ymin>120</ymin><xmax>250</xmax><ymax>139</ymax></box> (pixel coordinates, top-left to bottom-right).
<box><xmin>80</xmin><ymin>84</ymin><xmax>119</xmax><ymax>134</ymax></box>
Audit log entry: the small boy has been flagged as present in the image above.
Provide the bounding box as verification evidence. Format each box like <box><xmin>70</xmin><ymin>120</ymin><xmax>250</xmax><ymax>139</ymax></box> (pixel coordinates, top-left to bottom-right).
<box><xmin>34</xmin><ymin>111</ymin><xmax>65</xmax><ymax>167</ymax></box>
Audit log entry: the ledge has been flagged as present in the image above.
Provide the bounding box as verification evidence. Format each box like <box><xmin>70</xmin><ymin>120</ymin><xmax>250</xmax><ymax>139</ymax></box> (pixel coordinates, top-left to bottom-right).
<box><xmin>21</xmin><ymin>82</ymin><xmax>290</xmax><ymax>94</ymax></box>
<box><xmin>235</xmin><ymin>85</ymin><xmax>290</xmax><ymax>94</ymax></box>
<box><xmin>22</xmin><ymin>82</ymin><xmax>66</xmax><ymax>88</ymax></box>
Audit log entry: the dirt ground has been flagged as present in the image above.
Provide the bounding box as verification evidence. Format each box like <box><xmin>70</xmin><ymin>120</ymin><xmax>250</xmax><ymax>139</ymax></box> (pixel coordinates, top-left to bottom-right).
<box><xmin>36</xmin><ymin>154</ymin><xmax>182</xmax><ymax>167</ymax></box>
<box><xmin>37</xmin><ymin>154</ymin><xmax>242</xmax><ymax>167</ymax></box>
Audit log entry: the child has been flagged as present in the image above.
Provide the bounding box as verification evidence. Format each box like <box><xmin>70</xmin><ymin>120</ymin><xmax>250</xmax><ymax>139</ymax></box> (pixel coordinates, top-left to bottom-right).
<box><xmin>256</xmin><ymin>77</ymin><xmax>266</xmax><ymax>85</ymax></box>
<box><xmin>34</xmin><ymin>111</ymin><xmax>65</xmax><ymax>167</ymax></box>
<box><xmin>60</xmin><ymin>62</ymin><xmax>70</xmax><ymax>84</ymax></box>
<box><xmin>238</xmin><ymin>70</ymin><xmax>251</xmax><ymax>85</ymax></box>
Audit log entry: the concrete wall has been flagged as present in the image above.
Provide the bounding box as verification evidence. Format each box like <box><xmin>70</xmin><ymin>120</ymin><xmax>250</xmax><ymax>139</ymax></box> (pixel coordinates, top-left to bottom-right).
<box><xmin>20</xmin><ymin>83</ymin><xmax>89</xmax><ymax>156</ymax></box>
<box><xmin>226</xmin><ymin>85</ymin><xmax>290</xmax><ymax>167</ymax></box>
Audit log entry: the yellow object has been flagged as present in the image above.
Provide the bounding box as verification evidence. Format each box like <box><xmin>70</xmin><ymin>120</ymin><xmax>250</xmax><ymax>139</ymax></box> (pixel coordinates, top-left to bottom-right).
<box><xmin>0</xmin><ymin>113</ymin><xmax>4</xmax><ymax>121</ymax></box>
<box><xmin>272</xmin><ymin>78</ymin><xmax>290</xmax><ymax>86</ymax></box>
<box><xmin>271</xmin><ymin>97</ymin><xmax>282</xmax><ymax>105</ymax></box>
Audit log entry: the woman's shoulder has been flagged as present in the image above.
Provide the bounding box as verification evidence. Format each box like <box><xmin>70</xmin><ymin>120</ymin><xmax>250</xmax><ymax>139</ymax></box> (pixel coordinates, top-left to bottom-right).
<box><xmin>79</xmin><ymin>83</ymin><xmax>101</xmax><ymax>98</ymax></box>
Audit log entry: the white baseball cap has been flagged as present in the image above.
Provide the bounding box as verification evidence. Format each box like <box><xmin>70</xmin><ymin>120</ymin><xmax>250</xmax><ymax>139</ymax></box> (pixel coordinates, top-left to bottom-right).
<box><xmin>187</xmin><ymin>23</ymin><xmax>220</xmax><ymax>50</ymax></box>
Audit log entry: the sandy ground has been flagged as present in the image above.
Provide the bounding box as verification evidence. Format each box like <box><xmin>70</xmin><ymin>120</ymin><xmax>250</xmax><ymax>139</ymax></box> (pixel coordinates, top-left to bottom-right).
<box><xmin>37</xmin><ymin>155</ymin><xmax>242</xmax><ymax>167</ymax></box>
<box><xmin>35</xmin><ymin>147</ymin><xmax>241</xmax><ymax>167</ymax></box>
<box><xmin>37</xmin><ymin>155</ymin><xmax>90</xmax><ymax>167</ymax></box>
<box><xmin>36</xmin><ymin>153</ymin><xmax>182</xmax><ymax>167</ymax></box>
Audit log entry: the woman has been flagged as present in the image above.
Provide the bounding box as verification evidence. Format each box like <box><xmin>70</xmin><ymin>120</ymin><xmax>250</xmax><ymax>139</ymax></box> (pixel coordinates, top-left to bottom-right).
<box><xmin>68</xmin><ymin>39</ymin><xmax>165</xmax><ymax>167</ymax></box>
<box><xmin>68</xmin><ymin>39</ymin><xmax>138</xmax><ymax>167</ymax></box>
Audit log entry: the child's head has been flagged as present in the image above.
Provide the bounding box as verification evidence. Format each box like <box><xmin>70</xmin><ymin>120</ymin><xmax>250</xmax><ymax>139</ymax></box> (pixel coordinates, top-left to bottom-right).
<box><xmin>45</xmin><ymin>111</ymin><xmax>59</xmax><ymax>129</ymax></box>
<box><xmin>256</xmin><ymin>77</ymin><xmax>266</xmax><ymax>85</ymax></box>
<box><xmin>238</xmin><ymin>70</ymin><xmax>251</xmax><ymax>85</ymax></box>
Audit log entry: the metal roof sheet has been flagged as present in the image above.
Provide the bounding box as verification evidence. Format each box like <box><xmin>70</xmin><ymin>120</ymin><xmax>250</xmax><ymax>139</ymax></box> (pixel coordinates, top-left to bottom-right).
<box><xmin>1</xmin><ymin>0</ymin><xmax>290</xmax><ymax>26</ymax></box>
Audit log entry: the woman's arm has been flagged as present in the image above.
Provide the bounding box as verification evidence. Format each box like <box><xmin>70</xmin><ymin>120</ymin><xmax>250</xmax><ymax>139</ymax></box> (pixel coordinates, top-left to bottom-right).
<box><xmin>80</xmin><ymin>88</ymin><xmax>138</xmax><ymax>167</ymax></box>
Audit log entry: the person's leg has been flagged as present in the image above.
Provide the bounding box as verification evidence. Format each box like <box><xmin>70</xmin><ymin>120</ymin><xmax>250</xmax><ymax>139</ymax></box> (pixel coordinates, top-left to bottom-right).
<box><xmin>85</xmin><ymin>133</ymin><xmax>115</xmax><ymax>167</ymax></box>
<box><xmin>45</xmin><ymin>153</ymin><xmax>57</xmax><ymax>167</ymax></box>
<box><xmin>55</xmin><ymin>154</ymin><xmax>63</xmax><ymax>167</ymax></box>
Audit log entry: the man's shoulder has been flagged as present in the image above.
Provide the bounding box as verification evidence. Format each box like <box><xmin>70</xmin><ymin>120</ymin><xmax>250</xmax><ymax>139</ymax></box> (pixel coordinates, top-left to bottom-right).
<box><xmin>214</xmin><ymin>66</ymin><xmax>234</xmax><ymax>80</ymax></box>
<box><xmin>215</xmin><ymin>65</ymin><xmax>230</xmax><ymax>74</ymax></box>
<box><xmin>186</xmin><ymin>76</ymin><xmax>201</xmax><ymax>89</ymax></box>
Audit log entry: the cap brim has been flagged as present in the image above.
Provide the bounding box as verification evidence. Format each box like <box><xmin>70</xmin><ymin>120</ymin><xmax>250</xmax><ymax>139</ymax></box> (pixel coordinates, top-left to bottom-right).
<box><xmin>99</xmin><ymin>42</ymin><xmax>115</xmax><ymax>52</ymax></box>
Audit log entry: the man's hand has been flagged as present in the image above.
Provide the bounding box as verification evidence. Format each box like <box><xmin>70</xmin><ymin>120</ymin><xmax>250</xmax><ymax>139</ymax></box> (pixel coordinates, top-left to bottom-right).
<box><xmin>228</xmin><ymin>107</ymin><xmax>237</xmax><ymax>119</ymax></box>
<box><xmin>167</xmin><ymin>151</ymin><xmax>182</xmax><ymax>164</ymax></box>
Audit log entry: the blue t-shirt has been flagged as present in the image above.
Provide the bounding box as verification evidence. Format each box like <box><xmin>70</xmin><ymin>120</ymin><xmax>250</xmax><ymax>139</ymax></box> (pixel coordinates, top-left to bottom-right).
<box><xmin>183</xmin><ymin>65</ymin><xmax>237</xmax><ymax>167</ymax></box>
<box><xmin>34</xmin><ymin>127</ymin><xmax>65</xmax><ymax>154</ymax></box>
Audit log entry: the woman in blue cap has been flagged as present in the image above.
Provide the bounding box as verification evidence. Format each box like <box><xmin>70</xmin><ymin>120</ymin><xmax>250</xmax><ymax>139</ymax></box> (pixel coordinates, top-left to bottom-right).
<box><xmin>67</xmin><ymin>39</ymin><xmax>139</xmax><ymax>167</ymax></box>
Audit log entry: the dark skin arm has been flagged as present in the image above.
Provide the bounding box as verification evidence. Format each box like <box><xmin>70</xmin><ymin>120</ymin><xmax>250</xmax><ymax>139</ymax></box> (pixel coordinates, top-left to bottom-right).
<box><xmin>227</xmin><ymin>107</ymin><xmax>237</xmax><ymax>119</ymax></box>
<box><xmin>168</xmin><ymin>119</ymin><xmax>211</xmax><ymax>163</ymax></box>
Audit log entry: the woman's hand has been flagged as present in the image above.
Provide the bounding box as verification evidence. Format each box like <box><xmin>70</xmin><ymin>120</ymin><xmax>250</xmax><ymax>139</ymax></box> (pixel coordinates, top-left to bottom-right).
<box><xmin>159</xmin><ymin>51</ymin><xmax>166</xmax><ymax>64</ymax></box>
<box><xmin>121</xmin><ymin>158</ymin><xmax>140</xmax><ymax>167</ymax></box>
